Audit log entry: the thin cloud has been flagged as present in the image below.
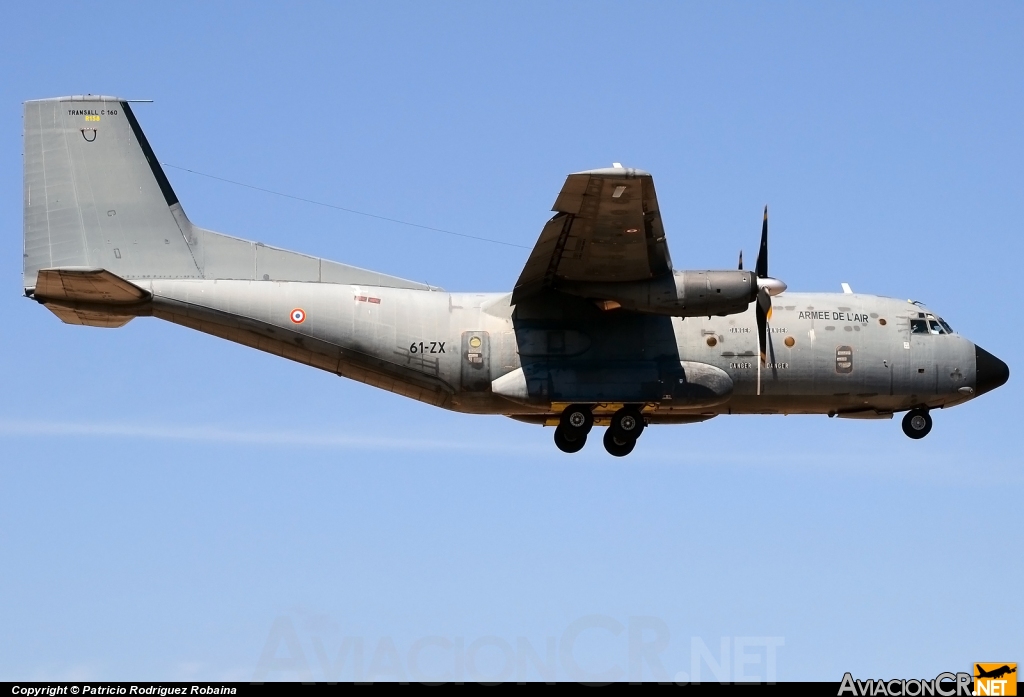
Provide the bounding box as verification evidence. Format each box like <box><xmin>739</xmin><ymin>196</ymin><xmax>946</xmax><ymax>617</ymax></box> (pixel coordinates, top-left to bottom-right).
<box><xmin>0</xmin><ymin>418</ymin><xmax>542</xmax><ymax>454</ymax></box>
<box><xmin>0</xmin><ymin>419</ymin><xmax>1017</xmax><ymax>485</ymax></box>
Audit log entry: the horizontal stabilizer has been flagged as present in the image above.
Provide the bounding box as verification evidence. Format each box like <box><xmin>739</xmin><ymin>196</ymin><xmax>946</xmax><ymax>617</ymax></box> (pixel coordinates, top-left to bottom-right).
<box><xmin>33</xmin><ymin>268</ymin><xmax>151</xmax><ymax>303</ymax></box>
<box><xmin>43</xmin><ymin>304</ymin><xmax>135</xmax><ymax>328</ymax></box>
<box><xmin>32</xmin><ymin>268</ymin><xmax>150</xmax><ymax>328</ymax></box>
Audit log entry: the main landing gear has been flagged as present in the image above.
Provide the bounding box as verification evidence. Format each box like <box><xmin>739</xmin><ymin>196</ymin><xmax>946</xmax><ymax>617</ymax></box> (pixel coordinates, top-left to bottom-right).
<box><xmin>552</xmin><ymin>405</ymin><xmax>647</xmax><ymax>456</ymax></box>
<box><xmin>553</xmin><ymin>404</ymin><xmax>593</xmax><ymax>453</ymax></box>
<box><xmin>901</xmin><ymin>409</ymin><xmax>932</xmax><ymax>439</ymax></box>
<box><xmin>603</xmin><ymin>405</ymin><xmax>645</xmax><ymax>457</ymax></box>
<box><xmin>602</xmin><ymin>429</ymin><xmax>635</xmax><ymax>457</ymax></box>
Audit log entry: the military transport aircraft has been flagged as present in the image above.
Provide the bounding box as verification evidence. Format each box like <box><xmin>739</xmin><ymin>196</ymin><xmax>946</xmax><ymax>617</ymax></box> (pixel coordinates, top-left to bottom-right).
<box><xmin>22</xmin><ymin>96</ymin><xmax>1009</xmax><ymax>456</ymax></box>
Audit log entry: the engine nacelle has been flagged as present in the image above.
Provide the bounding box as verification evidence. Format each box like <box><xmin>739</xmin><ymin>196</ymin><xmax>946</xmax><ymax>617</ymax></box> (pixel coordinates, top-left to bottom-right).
<box><xmin>673</xmin><ymin>270</ymin><xmax>759</xmax><ymax>317</ymax></box>
<box><xmin>560</xmin><ymin>270</ymin><xmax>757</xmax><ymax>318</ymax></box>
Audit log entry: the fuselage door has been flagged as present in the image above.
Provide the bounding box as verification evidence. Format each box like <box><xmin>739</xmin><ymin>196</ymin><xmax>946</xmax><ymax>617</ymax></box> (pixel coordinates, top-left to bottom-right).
<box><xmin>461</xmin><ymin>331</ymin><xmax>491</xmax><ymax>391</ymax></box>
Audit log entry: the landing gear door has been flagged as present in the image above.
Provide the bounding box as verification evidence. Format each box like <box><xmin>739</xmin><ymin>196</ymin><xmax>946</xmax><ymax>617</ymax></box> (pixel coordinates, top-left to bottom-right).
<box><xmin>461</xmin><ymin>331</ymin><xmax>491</xmax><ymax>391</ymax></box>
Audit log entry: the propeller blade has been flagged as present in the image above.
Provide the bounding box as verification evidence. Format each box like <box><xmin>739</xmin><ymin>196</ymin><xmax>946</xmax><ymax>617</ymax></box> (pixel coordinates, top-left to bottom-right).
<box><xmin>752</xmin><ymin>206</ymin><xmax>780</xmax><ymax>397</ymax></box>
<box><xmin>756</xmin><ymin>286</ymin><xmax>771</xmax><ymax>360</ymax></box>
<box><xmin>756</xmin><ymin>286</ymin><xmax>772</xmax><ymax>396</ymax></box>
<box><xmin>756</xmin><ymin>299</ymin><xmax>765</xmax><ymax>396</ymax></box>
<box><xmin>738</xmin><ymin>250</ymin><xmax>743</xmax><ymax>271</ymax></box>
<box><xmin>755</xmin><ymin>206</ymin><xmax>769</xmax><ymax>279</ymax></box>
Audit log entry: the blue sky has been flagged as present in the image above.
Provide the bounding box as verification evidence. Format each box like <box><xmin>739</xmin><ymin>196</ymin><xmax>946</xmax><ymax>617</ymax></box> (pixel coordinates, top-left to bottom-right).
<box><xmin>1</xmin><ymin>1</ymin><xmax>1020</xmax><ymax>682</ymax></box>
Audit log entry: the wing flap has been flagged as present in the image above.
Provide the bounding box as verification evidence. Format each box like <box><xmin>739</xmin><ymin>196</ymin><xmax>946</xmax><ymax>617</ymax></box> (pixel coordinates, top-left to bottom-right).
<box><xmin>511</xmin><ymin>214</ymin><xmax>574</xmax><ymax>302</ymax></box>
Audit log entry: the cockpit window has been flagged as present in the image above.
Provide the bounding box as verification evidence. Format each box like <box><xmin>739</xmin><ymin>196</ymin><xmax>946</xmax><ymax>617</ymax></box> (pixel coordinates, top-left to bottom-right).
<box><xmin>911</xmin><ymin>312</ymin><xmax>954</xmax><ymax>335</ymax></box>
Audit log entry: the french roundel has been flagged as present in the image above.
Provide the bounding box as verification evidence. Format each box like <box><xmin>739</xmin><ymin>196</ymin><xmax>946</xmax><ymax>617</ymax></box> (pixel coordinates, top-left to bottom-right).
<box><xmin>290</xmin><ymin>308</ymin><xmax>306</xmax><ymax>324</ymax></box>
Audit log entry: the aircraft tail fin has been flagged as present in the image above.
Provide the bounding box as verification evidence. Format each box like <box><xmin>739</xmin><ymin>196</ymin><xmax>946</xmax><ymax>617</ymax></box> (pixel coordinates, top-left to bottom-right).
<box><xmin>24</xmin><ymin>96</ymin><xmax>439</xmax><ymax>295</ymax></box>
<box><xmin>23</xmin><ymin>96</ymin><xmax>203</xmax><ymax>292</ymax></box>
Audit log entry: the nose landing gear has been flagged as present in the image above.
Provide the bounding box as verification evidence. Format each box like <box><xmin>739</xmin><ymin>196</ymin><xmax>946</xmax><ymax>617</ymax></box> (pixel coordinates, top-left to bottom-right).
<box><xmin>901</xmin><ymin>409</ymin><xmax>932</xmax><ymax>439</ymax></box>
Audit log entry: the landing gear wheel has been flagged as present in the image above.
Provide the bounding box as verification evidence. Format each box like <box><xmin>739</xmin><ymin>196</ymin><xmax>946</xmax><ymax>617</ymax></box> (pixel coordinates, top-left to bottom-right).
<box><xmin>560</xmin><ymin>404</ymin><xmax>594</xmax><ymax>437</ymax></box>
<box><xmin>603</xmin><ymin>428</ymin><xmax>636</xmax><ymax>457</ymax></box>
<box><xmin>554</xmin><ymin>425</ymin><xmax>587</xmax><ymax>453</ymax></box>
<box><xmin>901</xmin><ymin>409</ymin><xmax>932</xmax><ymax>439</ymax></box>
<box><xmin>609</xmin><ymin>406</ymin><xmax>646</xmax><ymax>441</ymax></box>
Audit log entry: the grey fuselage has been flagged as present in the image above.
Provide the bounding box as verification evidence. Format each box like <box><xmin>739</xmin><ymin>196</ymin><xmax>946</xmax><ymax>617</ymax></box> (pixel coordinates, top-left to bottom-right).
<box><xmin>21</xmin><ymin>96</ymin><xmax>1005</xmax><ymax>430</ymax></box>
<box><xmin>132</xmin><ymin>277</ymin><xmax>985</xmax><ymax>424</ymax></box>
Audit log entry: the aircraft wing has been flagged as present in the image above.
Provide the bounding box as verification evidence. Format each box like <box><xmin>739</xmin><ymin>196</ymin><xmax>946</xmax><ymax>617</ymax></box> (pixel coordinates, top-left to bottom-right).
<box><xmin>512</xmin><ymin>167</ymin><xmax>672</xmax><ymax>304</ymax></box>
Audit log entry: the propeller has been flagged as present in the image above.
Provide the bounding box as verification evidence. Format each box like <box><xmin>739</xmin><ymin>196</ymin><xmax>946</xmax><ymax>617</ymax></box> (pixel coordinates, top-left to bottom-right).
<box><xmin>737</xmin><ymin>250</ymin><xmax>743</xmax><ymax>271</ymax></box>
<box><xmin>753</xmin><ymin>206</ymin><xmax>787</xmax><ymax>395</ymax></box>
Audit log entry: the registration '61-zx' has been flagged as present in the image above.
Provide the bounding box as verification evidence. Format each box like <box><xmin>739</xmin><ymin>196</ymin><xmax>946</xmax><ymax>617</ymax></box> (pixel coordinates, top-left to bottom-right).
<box><xmin>410</xmin><ymin>341</ymin><xmax>445</xmax><ymax>354</ymax></box>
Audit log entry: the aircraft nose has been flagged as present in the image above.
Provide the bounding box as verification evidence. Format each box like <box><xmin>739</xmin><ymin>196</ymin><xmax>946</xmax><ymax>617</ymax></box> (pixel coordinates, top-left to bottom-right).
<box><xmin>975</xmin><ymin>345</ymin><xmax>1009</xmax><ymax>396</ymax></box>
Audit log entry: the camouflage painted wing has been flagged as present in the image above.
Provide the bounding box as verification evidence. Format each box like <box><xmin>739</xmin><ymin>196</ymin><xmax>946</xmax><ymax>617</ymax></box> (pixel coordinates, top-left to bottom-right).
<box><xmin>511</xmin><ymin>167</ymin><xmax>672</xmax><ymax>304</ymax></box>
